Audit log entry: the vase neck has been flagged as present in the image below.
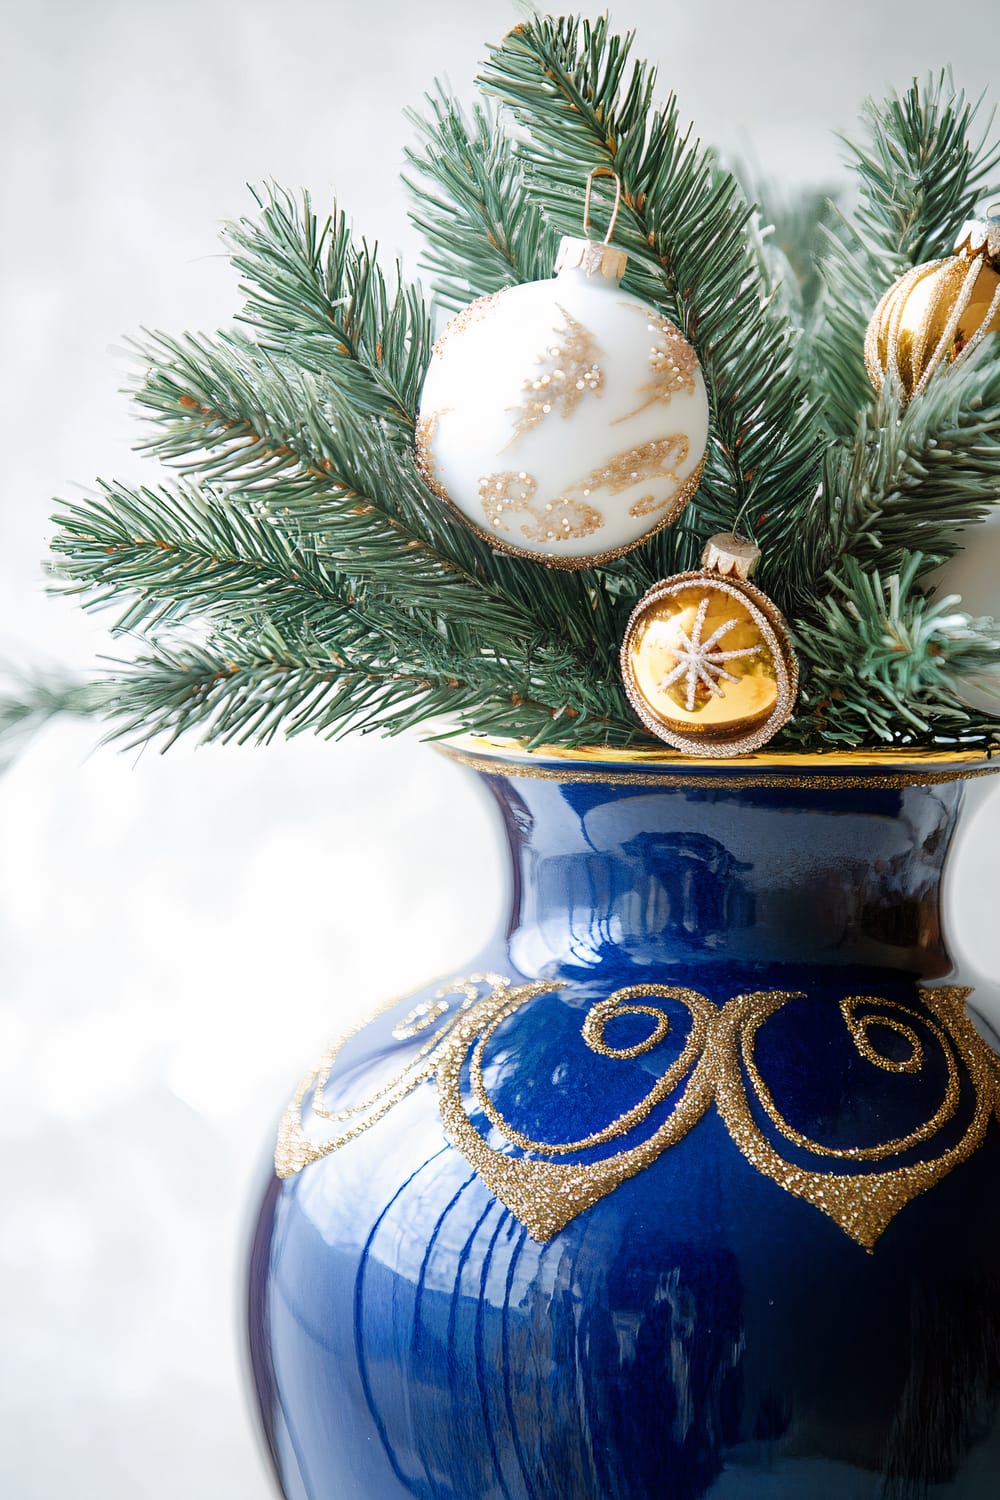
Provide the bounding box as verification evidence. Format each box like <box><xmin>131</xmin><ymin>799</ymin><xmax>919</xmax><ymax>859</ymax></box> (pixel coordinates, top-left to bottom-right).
<box><xmin>473</xmin><ymin>766</ymin><xmax>965</xmax><ymax>983</ymax></box>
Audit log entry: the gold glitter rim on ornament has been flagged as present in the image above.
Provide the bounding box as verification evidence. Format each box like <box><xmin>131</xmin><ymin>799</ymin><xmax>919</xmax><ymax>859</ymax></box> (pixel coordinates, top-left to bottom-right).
<box><xmin>414</xmin><ymin>408</ymin><xmax>454</xmax><ymax>504</ymax></box>
<box><xmin>431</xmin><ymin>738</ymin><xmax>1000</xmax><ymax>788</ymax></box>
<box><xmin>276</xmin><ymin>974</ymin><xmax>999</xmax><ymax>1250</ymax></box>
<box><xmin>620</xmin><ymin>572</ymin><xmax>798</xmax><ymax>756</ymax></box>
<box><xmin>416</xmin><ymin>453</ymin><xmax>706</xmax><ymax>571</ymax></box>
<box><xmin>431</xmin><ymin>290</ymin><xmax>506</xmax><ymax>359</ymax></box>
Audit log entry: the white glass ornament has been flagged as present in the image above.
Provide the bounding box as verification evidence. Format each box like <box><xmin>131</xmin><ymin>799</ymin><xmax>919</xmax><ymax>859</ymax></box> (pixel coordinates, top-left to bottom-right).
<box><xmin>415</xmin><ymin>171</ymin><xmax>710</xmax><ymax>568</ymax></box>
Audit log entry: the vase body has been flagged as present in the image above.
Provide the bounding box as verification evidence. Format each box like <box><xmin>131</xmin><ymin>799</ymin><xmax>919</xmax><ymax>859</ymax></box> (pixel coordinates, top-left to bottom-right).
<box><xmin>248</xmin><ymin>744</ymin><xmax>1000</xmax><ymax>1499</ymax></box>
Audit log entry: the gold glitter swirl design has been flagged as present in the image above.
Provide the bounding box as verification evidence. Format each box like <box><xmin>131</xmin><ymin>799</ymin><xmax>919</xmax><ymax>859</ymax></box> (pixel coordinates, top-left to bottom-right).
<box><xmin>467</xmin><ymin>984</ymin><xmax>712</xmax><ymax>1156</ymax></box>
<box><xmin>478</xmin><ymin>470</ymin><xmax>604</xmax><ymax>542</ymax></box>
<box><xmin>505</xmin><ymin>305</ymin><xmax>604</xmax><ymax>446</ymax></box>
<box><xmin>274</xmin><ymin>972</ymin><xmax>547</xmax><ymax>1177</ymax></box>
<box><xmin>613</xmin><ymin>307</ymin><xmax>701</xmax><ymax>424</ymax></box>
<box><xmin>392</xmin><ymin>998</ymin><xmax>451</xmax><ymax>1040</ymax></box>
<box><xmin>711</xmin><ymin>986</ymin><xmax>995</xmax><ymax>1250</ymax></box>
<box><xmin>628</xmin><ymin>487</ymin><xmax>690</xmax><ymax>521</ymax></box>
<box><xmin>570</xmin><ymin>434</ymin><xmax>692</xmax><ymax>522</ymax></box>
<box><xmin>738</xmin><ymin>996</ymin><xmax>959</xmax><ymax>1162</ymax></box>
<box><xmin>436</xmin><ymin>981</ymin><xmax>718</xmax><ymax>1242</ymax></box>
<box><xmin>842</xmin><ymin>996</ymin><xmax>924</xmax><ymax>1076</ymax></box>
<box><xmin>276</xmin><ymin>977</ymin><xmax>998</xmax><ymax>1251</ymax></box>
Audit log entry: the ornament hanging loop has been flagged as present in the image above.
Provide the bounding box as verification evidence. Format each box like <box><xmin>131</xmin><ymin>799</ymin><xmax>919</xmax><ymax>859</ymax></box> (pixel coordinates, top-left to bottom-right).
<box><xmin>583</xmin><ymin>167</ymin><xmax>623</xmax><ymax>245</ymax></box>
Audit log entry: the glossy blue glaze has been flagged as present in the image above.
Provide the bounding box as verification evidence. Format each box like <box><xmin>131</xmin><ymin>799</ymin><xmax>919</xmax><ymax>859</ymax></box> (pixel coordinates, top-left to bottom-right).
<box><xmin>248</xmin><ymin>750</ymin><xmax>1000</xmax><ymax>1499</ymax></box>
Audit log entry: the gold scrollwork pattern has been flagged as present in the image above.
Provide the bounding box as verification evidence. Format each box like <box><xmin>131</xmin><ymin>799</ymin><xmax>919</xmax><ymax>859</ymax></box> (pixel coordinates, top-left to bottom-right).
<box><xmin>477</xmin><ymin>470</ymin><xmax>604</xmax><ymax>542</ymax></box>
<box><xmin>275</xmin><ymin>977</ymin><xmax>999</xmax><ymax>1250</ymax></box>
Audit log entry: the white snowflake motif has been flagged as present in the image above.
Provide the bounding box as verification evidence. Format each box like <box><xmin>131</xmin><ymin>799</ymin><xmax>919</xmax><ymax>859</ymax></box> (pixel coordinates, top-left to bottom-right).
<box><xmin>658</xmin><ymin>595</ymin><xmax>762</xmax><ymax>712</ymax></box>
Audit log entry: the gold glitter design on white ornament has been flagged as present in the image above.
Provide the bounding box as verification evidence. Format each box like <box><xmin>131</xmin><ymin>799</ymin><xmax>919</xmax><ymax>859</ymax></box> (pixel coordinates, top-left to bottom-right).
<box><xmin>574</xmin><ymin>434</ymin><xmax>691</xmax><ymax>521</ymax></box>
<box><xmin>505</xmin><ymin>305</ymin><xmax>604</xmax><ymax>446</ymax></box>
<box><xmin>658</xmin><ymin>594</ymin><xmax>763</xmax><ymax>711</ymax></box>
<box><xmin>613</xmin><ymin>307</ymin><xmax>701</xmax><ymax>424</ymax></box>
<box><xmin>478</xmin><ymin>470</ymin><xmax>603</xmax><ymax>542</ymax></box>
<box><xmin>275</xmin><ymin>976</ymin><xmax>998</xmax><ymax>1250</ymax></box>
<box><xmin>431</xmin><ymin>292</ymin><xmax>505</xmax><ymax>359</ymax></box>
<box><xmin>413</xmin><ymin>407</ymin><xmax>453</xmax><ymax>502</ymax></box>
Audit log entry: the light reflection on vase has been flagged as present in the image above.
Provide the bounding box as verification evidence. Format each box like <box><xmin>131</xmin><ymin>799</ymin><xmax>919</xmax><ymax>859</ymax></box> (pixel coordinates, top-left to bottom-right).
<box><xmin>248</xmin><ymin>747</ymin><xmax>1000</xmax><ymax>1499</ymax></box>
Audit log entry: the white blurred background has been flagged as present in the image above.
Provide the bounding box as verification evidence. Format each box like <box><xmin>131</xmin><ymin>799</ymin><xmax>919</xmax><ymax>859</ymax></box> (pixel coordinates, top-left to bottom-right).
<box><xmin>2</xmin><ymin>2</ymin><xmax>1000</xmax><ymax>1495</ymax></box>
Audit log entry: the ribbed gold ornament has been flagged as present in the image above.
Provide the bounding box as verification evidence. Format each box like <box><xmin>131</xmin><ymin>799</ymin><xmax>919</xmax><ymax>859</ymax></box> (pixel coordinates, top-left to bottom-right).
<box><xmin>864</xmin><ymin>212</ymin><xmax>1000</xmax><ymax>401</ymax></box>
<box><xmin>620</xmin><ymin>534</ymin><xmax>798</xmax><ymax>757</ymax></box>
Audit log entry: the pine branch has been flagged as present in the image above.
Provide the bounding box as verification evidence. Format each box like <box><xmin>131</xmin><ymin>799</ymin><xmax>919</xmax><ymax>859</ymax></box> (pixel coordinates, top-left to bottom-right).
<box><xmin>129</xmin><ymin>327</ymin><xmax>506</xmax><ymax>602</ymax></box>
<box><xmin>0</xmin><ymin>668</ymin><xmax>113</xmax><ymax>772</ymax></box>
<box><xmin>44</xmin><ymin>27</ymin><xmax>1000</xmax><ymax>759</ymax></box>
<box><xmin>49</xmin><ymin>475</ymin><xmax>552</xmax><ymax>646</ymax></box>
<box><xmin>753</xmin><ymin>182</ymin><xmax>842</xmax><ymax>322</ymax></box>
<box><xmin>95</xmin><ymin>626</ymin><xmax>639</xmax><ymax>753</ymax></box>
<box><xmin>785</xmin><ymin>553</ymin><xmax>1000</xmax><ymax>746</ymax></box>
<box><xmin>131</xmin><ymin>322</ymin><xmax>506</xmax><ymax>580</ymax></box>
<box><xmin>49</xmin><ymin>473</ymin><xmax>636</xmax><ymax>751</ymax></box>
<box><xmin>798</xmin><ymin>353</ymin><xmax>1000</xmax><ymax>594</ymax></box>
<box><xmin>404</xmin><ymin>91</ymin><xmax>560</xmax><ymax>310</ymax></box>
<box><xmin>132</xmin><ymin>328</ymin><xmax>344</xmax><ymax>483</ymax></box>
<box><xmin>479</xmin><ymin>16</ymin><xmax>824</xmax><ymax>602</ymax></box>
<box><xmin>224</xmin><ymin>186</ymin><xmax>431</xmax><ymax>433</ymax></box>
<box><xmin>816</xmin><ymin>75</ymin><xmax>1000</xmax><ymax>435</ymax></box>
<box><xmin>128</xmin><ymin>318</ymin><xmax>636</xmax><ymax>663</ymax></box>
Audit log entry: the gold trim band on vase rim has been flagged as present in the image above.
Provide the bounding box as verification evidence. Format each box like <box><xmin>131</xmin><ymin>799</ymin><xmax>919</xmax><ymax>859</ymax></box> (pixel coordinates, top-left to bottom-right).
<box><xmin>433</xmin><ymin>735</ymin><xmax>1000</xmax><ymax>789</ymax></box>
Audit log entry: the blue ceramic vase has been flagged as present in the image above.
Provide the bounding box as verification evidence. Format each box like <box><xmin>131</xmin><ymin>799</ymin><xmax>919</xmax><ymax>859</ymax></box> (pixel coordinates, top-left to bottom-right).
<box><xmin>248</xmin><ymin>744</ymin><xmax>1000</xmax><ymax>1499</ymax></box>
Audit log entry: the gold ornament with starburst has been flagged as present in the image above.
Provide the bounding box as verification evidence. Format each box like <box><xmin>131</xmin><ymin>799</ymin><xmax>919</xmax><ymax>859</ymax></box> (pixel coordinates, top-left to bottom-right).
<box><xmin>620</xmin><ymin>534</ymin><xmax>798</xmax><ymax>755</ymax></box>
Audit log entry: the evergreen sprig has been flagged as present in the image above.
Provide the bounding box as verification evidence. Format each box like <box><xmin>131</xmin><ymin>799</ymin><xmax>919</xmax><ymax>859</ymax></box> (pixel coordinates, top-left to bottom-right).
<box><xmin>225</xmin><ymin>187</ymin><xmax>431</xmax><ymax>434</ymax></box>
<box><xmin>801</xmin><ymin>352</ymin><xmax>1000</xmax><ymax>593</ymax></box>
<box><xmin>404</xmin><ymin>92</ymin><xmax>560</xmax><ymax>309</ymax></box>
<box><xmin>790</xmin><ymin>554</ymin><xmax>1000</xmax><ymax>745</ymax></box>
<box><xmin>478</xmin><ymin>16</ymin><xmax>825</xmax><ymax>597</ymax></box>
<box><xmin>29</xmin><ymin>16</ymin><xmax>1000</xmax><ymax>759</ymax></box>
<box><xmin>814</xmin><ymin>74</ymin><xmax>1000</xmax><ymax>437</ymax></box>
<box><xmin>0</xmin><ymin>668</ymin><xmax>115</xmax><ymax>772</ymax></box>
<box><xmin>95</xmin><ymin>624</ymin><xmax>636</xmax><ymax>753</ymax></box>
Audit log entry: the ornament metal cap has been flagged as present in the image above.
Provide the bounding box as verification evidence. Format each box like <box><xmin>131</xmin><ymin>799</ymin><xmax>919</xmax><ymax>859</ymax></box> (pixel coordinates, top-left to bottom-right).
<box><xmin>702</xmin><ymin>532</ymin><xmax>761</xmax><ymax>581</ymax></box>
<box><xmin>554</xmin><ymin>236</ymin><xmax>628</xmax><ymax>280</ymax></box>
<box><xmin>954</xmin><ymin>209</ymin><xmax>1000</xmax><ymax>270</ymax></box>
<box><xmin>554</xmin><ymin>166</ymin><xmax>628</xmax><ymax>281</ymax></box>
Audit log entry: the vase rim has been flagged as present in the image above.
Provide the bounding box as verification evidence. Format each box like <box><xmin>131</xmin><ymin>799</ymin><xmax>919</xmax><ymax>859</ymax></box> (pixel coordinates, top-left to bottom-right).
<box><xmin>434</xmin><ymin>735</ymin><xmax>1000</xmax><ymax>789</ymax></box>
